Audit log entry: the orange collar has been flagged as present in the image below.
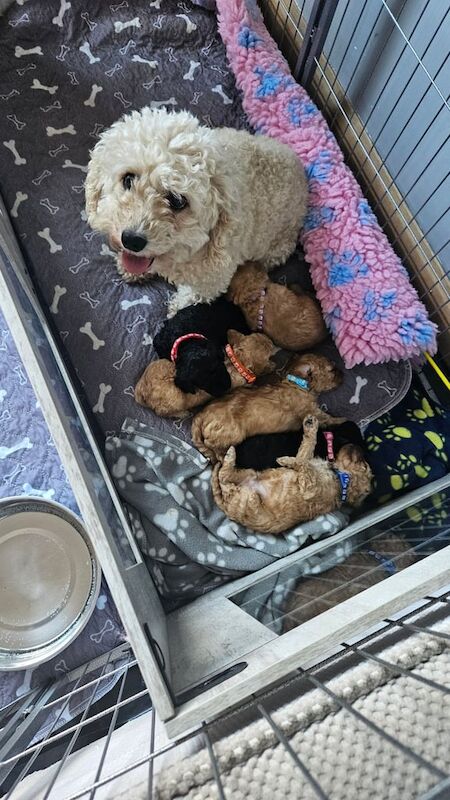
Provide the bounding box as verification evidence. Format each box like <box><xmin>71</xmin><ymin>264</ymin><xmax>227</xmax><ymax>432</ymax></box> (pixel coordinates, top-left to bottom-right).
<box><xmin>225</xmin><ymin>344</ymin><xmax>256</xmax><ymax>383</ymax></box>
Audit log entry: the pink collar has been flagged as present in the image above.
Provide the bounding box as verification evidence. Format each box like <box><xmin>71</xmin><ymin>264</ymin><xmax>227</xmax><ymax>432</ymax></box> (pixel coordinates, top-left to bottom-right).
<box><xmin>170</xmin><ymin>333</ymin><xmax>207</xmax><ymax>362</ymax></box>
<box><xmin>323</xmin><ymin>431</ymin><xmax>335</xmax><ymax>461</ymax></box>
<box><xmin>256</xmin><ymin>287</ymin><xmax>266</xmax><ymax>332</ymax></box>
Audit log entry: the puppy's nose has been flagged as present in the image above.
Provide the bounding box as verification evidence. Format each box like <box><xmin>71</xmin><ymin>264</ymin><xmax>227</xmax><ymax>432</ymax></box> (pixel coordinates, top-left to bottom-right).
<box><xmin>121</xmin><ymin>229</ymin><xmax>147</xmax><ymax>252</ymax></box>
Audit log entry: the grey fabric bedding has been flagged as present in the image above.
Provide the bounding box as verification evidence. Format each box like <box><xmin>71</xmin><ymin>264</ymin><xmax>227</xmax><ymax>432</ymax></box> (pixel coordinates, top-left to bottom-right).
<box><xmin>105</xmin><ymin>419</ymin><xmax>349</xmax><ymax>607</ymax></box>
<box><xmin>0</xmin><ymin>0</ymin><xmax>250</xmax><ymax>438</ymax></box>
<box><xmin>0</xmin><ymin>0</ymin><xmax>410</xmax><ymax>444</ymax></box>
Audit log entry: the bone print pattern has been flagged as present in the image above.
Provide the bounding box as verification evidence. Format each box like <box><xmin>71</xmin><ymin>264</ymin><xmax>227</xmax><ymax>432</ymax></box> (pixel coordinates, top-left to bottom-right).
<box><xmin>0</xmin><ymin>0</ymin><xmax>251</xmax><ymax>438</ymax></box>
<box><xmin>0</xmin><ymin>0</ymin><xmax>405</xmax><ymax>449</ymax></box>
<box><xmin>0</xmin><ymin>307</ymin><xmax>124</xmax><ymax>713</ymax></box>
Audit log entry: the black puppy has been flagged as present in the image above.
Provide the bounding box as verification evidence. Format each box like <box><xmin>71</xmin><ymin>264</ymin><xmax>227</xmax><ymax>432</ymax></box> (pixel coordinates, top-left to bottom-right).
<box><xmin>235</xmin><ymin>420</ymin><xmax>365</xmax><ymax>470</ymax></box>
<box><xmin>153</xmin><ymin>298</ymin><xmax>249</xmax><ymax>397</ymax></box>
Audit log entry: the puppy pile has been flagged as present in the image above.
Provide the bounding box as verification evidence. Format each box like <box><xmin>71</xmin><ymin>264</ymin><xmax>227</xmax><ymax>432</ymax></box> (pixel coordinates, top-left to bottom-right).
<box><xmin>135</xmin><ymin>298</ymin><xmax>277</xmax><ymax>417</ymax></box>
<box><xmin>135</xmin><ymin>274</ymin><xmax>373</xmax><ymax>535</ymax></box>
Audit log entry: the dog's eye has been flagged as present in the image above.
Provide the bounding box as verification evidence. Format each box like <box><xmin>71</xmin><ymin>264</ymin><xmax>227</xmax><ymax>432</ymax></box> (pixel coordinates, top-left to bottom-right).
<box><xmin>122</xmin><ymin>173</ymin><xmax>136</xmax><ymax>190</ymax></box>
<box><xmin>166</xmin><ymin>192</ymin><xmax>188</xmax><ymax>211</ymax></box>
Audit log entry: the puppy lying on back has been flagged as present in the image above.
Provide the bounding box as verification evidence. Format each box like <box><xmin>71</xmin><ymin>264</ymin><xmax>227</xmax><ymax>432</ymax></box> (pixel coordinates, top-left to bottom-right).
<box><xmin>153</xmin><ymin>297</ymin><xmax>248</xmax><ymax>397</ymax></box>
<box><xmin>191</xmin><ymin>352</ymin><xmax>344</xmax><ymax>463</ymax></box>
<box><xmin>135</xmin><ymin>330</ymin><xmax>277</xmax><ymax>418</ymax></box>
<box><xmin>235</xmin><ymin>420</ymin><xmax>364</xmax><ymax>470</ymax></box>
<box><xmin>227</xmin><ymin>262</ymin><xmax>327</xmax><ymax>351</ymax></box>
<box><xmin>212</xmin><ymin>415</ymin><xmax>373</xmax><ymax>534</ymax></box>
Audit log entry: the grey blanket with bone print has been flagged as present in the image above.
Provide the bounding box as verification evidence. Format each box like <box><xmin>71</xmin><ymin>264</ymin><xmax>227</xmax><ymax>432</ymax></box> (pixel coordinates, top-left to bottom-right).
<box><xmin>105</xmin><ymin>419</ymin><xmax>349</xmax><ymax>608</ymax></box>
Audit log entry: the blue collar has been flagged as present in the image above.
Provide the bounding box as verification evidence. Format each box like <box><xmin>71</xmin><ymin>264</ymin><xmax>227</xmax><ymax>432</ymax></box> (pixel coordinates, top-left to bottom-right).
<box><xmin>335</xmin><ymin>469</ymin><xmax>350</xmax><ymax>502</ymax></box>
<box><xmin>286</xmin><ymin>374</ymin><xmax>310</xmax><ymax>391</ymax></box>
<box><xmin>365</xmin><ymin>549</ymin><xmax>397</xmax><ymax>575</ymax></box>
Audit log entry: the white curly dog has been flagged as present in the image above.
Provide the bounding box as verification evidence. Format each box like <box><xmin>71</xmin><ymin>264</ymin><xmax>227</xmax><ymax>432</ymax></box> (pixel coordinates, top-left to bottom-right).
<box><xmin>85</xmin><ymin>107</ymin><xmax>308</xmax><ymax>313</ymax></box>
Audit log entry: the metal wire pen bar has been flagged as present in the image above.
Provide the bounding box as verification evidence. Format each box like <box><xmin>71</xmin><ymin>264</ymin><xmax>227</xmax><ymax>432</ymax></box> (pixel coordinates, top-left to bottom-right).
<box><xmin>261</xmin><ymin>0</ymin><xmax>450</xmax><ymax>365</ymax></box>
<box><xmin>1</xmin><ymin>588</ymin><xmax>448</xmax><ymax>800</ymax></box>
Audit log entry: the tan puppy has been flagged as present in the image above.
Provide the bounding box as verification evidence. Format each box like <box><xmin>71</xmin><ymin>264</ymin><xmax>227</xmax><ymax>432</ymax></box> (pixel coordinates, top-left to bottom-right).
<box><xmin>211</xmin><ymin>416</ymin><xmax>373</xmax><ymax>534</ymax></box>
<box><xmin>227</xmin><ymin>262</ymin><xmax>327</xmax><ymax>351</ymax></box>
<box><xmin>283</xmin><ymin>534</ymin><xmax>416</xmax><ymax>631</ymax></box>
<box><xmin>191</xmin><ymin>352</ymin><xmax>344</xmax><ymax>462</ymax></box>
<box><xmin>135</xmin><ymin>330</ymin><xmax>277</xmax><ymax>418</ymax></box>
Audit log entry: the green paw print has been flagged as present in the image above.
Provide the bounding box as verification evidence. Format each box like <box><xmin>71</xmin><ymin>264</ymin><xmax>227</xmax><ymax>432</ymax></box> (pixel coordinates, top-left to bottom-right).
<box><xmin>383</xmin><ymin>425</ymin><xmax>412</xmax><ymax>442</ymax></box>
<box><xmin>390</xmin><ymin>473</ymin><xmax>408</xmax><ymax>490</ymax></box>
<box><xmin>424</xmin><ymin>431</ymin><xmax>448</xmax><ymax>463</ymax></box>
<box><xmin>377</xmin><ymin>493</ymin><xmax>393</xmax><ymax>506</ymax></box>
<box><xmin>407</xmin><ymin>492</ymin><xmax>448</xmax><ymax>525</ymax></box>
<box><xmin>387</xmin><ymin>452</ymin><xmax>431</xmax><ymax>490</ymax></box>
<box><xmin>366</xmin><ymin>433</ymin><xmax>383</xmax><ymax>452</ymax></box>
<box><xmin>406</xmin><ymin>396</ymin><xmax>435</xmax><ymax>424</ymax></box>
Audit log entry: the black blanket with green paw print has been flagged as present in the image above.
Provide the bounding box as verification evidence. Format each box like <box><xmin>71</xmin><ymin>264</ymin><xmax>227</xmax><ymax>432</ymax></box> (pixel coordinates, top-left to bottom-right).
<box><xmin>365</xmin><ymin>376</ymin><xmax>450</xmax><ymax>505</ymax></box>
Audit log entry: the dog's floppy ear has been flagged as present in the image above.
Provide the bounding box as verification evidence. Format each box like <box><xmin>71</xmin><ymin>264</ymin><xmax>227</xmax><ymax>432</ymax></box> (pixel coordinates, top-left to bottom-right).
<box><xmin>227</xmin><ymin>329</ymin><xmax>245</xmax><ymax>347</ymax></box>
<box><xmin>85</xmin><ymin>151</ymin><xmax>104</xmax><ymax>222</ymax></box>
<box><xmin>295</xmin><ymin>360</ymin><xmax>313</xmax><ymax>379</ymax></box>
<box><xmin>204</xmin><ymin>207</ymin><xmax>233</xmax><ymax>274</ymax></box>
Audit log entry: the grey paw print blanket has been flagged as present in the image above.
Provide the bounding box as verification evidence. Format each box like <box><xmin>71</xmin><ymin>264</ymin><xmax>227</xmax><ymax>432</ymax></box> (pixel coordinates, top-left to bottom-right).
<box><xmin>105</xmin><ymin>420</ymin><xmax>348</xmax><ymax>609</ymax></box>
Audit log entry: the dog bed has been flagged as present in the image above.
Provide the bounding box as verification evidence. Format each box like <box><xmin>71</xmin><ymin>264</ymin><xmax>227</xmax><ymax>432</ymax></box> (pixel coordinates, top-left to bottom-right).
<box><xmin>0</xmin><ymin>0</ymin><xmax>410</xmax><ymax>440</ymax></box>
<box><xmin>364</xmin><ymin>375</ymin><xmax>450</xmax><ymax>505</ymax></box>
<box><xmin>0</xmin><ymin>0</ymin><xmax>413</xmax><ymax>604</ymax></box>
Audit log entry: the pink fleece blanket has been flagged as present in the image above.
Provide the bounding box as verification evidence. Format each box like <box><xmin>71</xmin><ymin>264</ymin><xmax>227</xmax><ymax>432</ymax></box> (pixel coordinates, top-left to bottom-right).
<box><xmin>216</xmin><ymin>0</ymin><xmax>437</xmax><ymax>368</ymax></box>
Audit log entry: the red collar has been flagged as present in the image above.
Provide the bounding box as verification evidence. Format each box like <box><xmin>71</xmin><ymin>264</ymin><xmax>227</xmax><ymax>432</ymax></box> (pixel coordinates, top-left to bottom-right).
<box><xmin>225</xmin><ymin>344</ymin><xmax>256</xmax><ymax>383</ymax></box>
<box><xmin>170</xmin><ymin>333</ymin><xmax>207</xmax><ymax>362</ymax></box>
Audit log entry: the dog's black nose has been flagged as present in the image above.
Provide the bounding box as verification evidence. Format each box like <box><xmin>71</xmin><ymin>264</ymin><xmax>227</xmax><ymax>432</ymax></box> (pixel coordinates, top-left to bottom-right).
<box><xmin>121</xmin><ymin>230</ymin><xmax>147</xmax><ymax>252</ymax></box>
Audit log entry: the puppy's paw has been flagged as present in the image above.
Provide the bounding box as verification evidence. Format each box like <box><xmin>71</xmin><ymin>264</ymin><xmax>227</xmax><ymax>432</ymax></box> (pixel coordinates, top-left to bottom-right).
<box><xmin>303</xmin><ymin>415</ymin><xmax>318</xmax><ymax>432</ymax></box>
<box><xmin>224</xmin><ymin>446</ymin><xmax>237</xmax><ymax>466</ymax></box>
<box><xmin>277</xmin><ymin>456</ymin><xmax>297</xmax><ymax>469</ymax></box>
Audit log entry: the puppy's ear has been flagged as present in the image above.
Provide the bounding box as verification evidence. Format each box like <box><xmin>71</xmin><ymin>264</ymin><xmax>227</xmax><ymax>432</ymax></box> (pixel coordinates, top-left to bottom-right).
<box><xmin>295</xmin><ymin>360</ymin><xmax>313</xmax><ymax>379</ymax></box>
<box><xmin>227</xmin><ymin>329</ymin><xmax>244</xmax><ymax>347</ymax></box>
<box><xmin>85</xmin><ymin>152</ymin><xmax>104</xmax><ymax>223</ymax></box>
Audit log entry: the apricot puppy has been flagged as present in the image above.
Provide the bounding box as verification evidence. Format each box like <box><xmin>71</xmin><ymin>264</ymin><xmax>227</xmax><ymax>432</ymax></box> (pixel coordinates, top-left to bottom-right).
<box><xmin>191</xmin><ymin>352</ymin><xmax>344</xmax><ymax>462</ymax></box>
<box><xmin>227</xmin><ymin>261</ymin><xmax>327</xmax><ymax>351</ymax></box>
<box><xmin>211</xmin><ymin>415</ymin><xmax>373</xmax><ymax>534</ymax></box>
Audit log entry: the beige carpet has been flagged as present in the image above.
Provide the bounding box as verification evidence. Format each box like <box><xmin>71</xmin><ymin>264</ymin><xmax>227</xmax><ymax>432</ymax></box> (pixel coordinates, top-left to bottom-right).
<box><xmin>147</xmin><ymin>628</ymin><xmax>450</xmax><ymax>800</ymax></box>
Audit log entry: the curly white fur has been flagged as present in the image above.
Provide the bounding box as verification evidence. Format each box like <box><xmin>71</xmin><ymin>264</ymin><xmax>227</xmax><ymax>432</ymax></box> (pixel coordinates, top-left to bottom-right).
<box><xmin>85</xmin><ymin>107</ymin><xmax>308</xmax><ymax>310</ymax></box>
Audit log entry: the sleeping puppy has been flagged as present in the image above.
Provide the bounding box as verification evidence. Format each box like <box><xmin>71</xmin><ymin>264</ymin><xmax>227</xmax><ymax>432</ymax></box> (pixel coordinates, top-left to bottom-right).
<box><xmin>135</xmin><ymin>330</ymin><xmax>277</xmax><ymax>418</ymax></box>
<box><xmin>191</xmin><ymin>352</ymin><xmax>344</xmax><ymax>463</ymax></box>
<box><xmin>153</xmin><ymin>297</ymin><xmax>249</xmax><ymax>397</ymax></box>
<box><xmin>235</xmin><ymin>421</ymin><xmax>365</xmax><ymax>470</ymax></box>
<box><xmin>211</xmin><ymin>415</ymin><xmax>373</xmax><ymax>535</ymax></box>
<box><xmin>227</xmin><ymin>261</ymin><xmax>327</xmax><ymax>351</ymax></box>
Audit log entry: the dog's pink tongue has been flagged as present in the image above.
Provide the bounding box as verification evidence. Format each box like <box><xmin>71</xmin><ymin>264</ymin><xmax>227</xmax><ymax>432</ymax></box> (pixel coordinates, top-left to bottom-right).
<box><xmin>121</xmin><ymin>251</ymin><xmax>153</xmax><ymax>275</ymax></box>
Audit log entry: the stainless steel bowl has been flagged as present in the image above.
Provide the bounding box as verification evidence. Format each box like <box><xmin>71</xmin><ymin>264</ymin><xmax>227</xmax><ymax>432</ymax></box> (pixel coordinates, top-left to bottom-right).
<box><xmin>0</xmin><ymin>497</ymin><xmax>101</xmax><ymax>670</ymax></box>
